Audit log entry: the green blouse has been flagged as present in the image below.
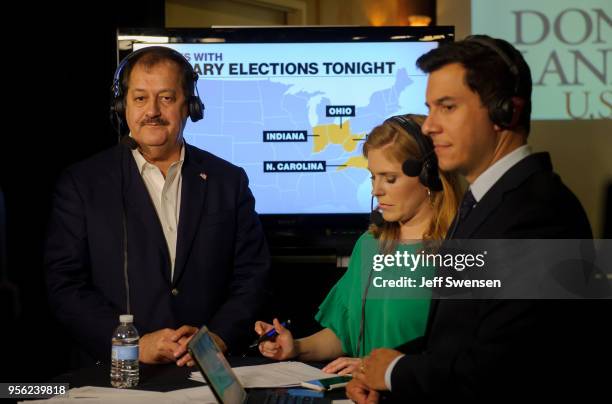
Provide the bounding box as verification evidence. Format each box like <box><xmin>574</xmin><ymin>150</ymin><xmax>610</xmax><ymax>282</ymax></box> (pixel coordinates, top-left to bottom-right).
<box><xmin>315</xmin><ymin>232</ymin><xmax>431</xmax><ymax>357</ymax></box>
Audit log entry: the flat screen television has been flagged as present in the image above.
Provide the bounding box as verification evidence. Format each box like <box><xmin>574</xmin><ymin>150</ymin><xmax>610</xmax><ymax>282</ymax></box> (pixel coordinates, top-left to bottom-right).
<box><xmin>117</xmin><ymin>26</ymin><xmax>453</xmax><ymax>253</ymax></box>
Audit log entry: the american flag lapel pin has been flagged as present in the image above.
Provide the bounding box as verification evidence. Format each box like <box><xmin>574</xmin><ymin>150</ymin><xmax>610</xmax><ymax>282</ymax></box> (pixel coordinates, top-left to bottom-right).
<box><xmin>200</xmin><ymin>172</ymin><xmax>207</xmax><ymax>181</ymax></box>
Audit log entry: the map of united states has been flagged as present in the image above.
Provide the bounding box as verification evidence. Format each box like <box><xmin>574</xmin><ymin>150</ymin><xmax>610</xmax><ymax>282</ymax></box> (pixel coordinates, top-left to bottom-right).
<box><xmin>184</xmin><ymin>67</ymin><xmax>414</xmax><ymax>213</ymax></box>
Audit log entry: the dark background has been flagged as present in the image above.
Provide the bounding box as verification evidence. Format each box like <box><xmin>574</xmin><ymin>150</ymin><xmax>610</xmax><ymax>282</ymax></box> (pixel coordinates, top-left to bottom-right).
<box><xmin>1</xmin><ymin>1</ymin><xmax>162</xmax><ymax>381</ymax></box>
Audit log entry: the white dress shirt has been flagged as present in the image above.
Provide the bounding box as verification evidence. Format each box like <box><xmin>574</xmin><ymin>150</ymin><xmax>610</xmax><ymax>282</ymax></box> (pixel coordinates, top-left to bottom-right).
<box><xmin>384</xmin><ymin>144</ymin><xmax>532</xmax><ymax>391</ymax></box>
<box><xmin>470</xmin><ymin>144</ymin><xmax>532</xmax><ymax>202</ymax></box>
<box><xmin>131</xmin><ymin>145</ymin><xmax>185</xmax><ymax>281</ymax></box>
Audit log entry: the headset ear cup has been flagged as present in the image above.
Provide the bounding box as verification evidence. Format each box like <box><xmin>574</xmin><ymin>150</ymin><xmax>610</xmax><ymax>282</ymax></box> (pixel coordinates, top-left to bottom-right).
<box><xmin>508</xmin><ymin>96</ymin><xmax>524</xmax><ymax>128</ymax></box>
<box><xmin>419</xmin><ymin>170</ymin><xmax>430</xmax><ymax>188</ymax></box>
<box><xmin>467</xmin><ymin>36</ymin><xmax>525</xmax><ymax>130</ymax></box>
<box><xmin>110</xmin><ymin>97</ymin><xmax>126</xmax><ymax>132</ymax></box>
<box><xmin>428</xmin><ymin>172</ymin><xmax>443</xmax><ymax>192</ymax></box>
<box><xmin>420</xmin><ymin>160</ymin><xmax>443</xmax><ymax>192</ymax></box>
<box><xmin>116</xmin><ymin>98</ymin><xmax>125</xmax><ymax>118</ymax></box>
<box><xmin>402</xmin><ymin>158</ymin><xmax>423</xmax><ymax>177</ymax></box>
<box><xmin>189</xmin><ymin>70</ymin><xmax>204</xmax><ymax>122</ymax></box>
<box><xmin>118</xmin><ymin>98</ymin><xmax>126</xmax><ymax>127</ymax></box>
<box><xmin>499</xmin><ymin>98</ymin><xmax>515</xmax><ymax>128</ymax></box>
<box><xmin>189</xmin><ymin>96</ymin><xmax>204</xmax><ymax>122</ymax></box>
<box><xmin>490</xmin><ymin>97</ymin><xmax>514</xmax><ymax>128</ymax></box>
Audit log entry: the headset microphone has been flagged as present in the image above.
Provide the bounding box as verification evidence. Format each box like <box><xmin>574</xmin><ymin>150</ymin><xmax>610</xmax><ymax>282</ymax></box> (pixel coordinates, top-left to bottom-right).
<box><xmin>120</xmin><ymin>136</ymin><xmax>138</xmax><ymax>150</ymax></box>
<box><xmin>118</xmin><ymin>145</ymin><xmax>132</xmax><ymax>315</ymax></box>
<box><xmin>370</xmin><ymin>196</ymin><xmax>385</xmax><ymax>227</ymax></box>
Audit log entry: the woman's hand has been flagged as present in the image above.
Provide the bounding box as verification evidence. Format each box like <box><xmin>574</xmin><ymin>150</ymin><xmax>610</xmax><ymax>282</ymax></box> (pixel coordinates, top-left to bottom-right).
<box><xmin>254</xmin><ymin>318</ymin><xmax>298</xmax><ymax>360</ymax></box>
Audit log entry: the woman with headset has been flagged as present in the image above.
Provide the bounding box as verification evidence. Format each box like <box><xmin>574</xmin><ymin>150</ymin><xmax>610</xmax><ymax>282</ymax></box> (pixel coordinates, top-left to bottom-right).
<box><xmin>254</xmin><ymin>114</ymin><xmax>462</xmax><ymax>375</ymax></box>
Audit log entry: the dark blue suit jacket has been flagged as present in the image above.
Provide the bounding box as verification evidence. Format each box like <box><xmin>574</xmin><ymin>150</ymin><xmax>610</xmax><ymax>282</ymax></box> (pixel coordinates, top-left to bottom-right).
<box><xmin>389</xmin><ymin>153</ymin><xmax>596</xmax><ymax>401</ymax></box>
<box><xmin>45</xmin><ymin>143</ymin><xmax>270</xmax><ymax>365</ymax></box>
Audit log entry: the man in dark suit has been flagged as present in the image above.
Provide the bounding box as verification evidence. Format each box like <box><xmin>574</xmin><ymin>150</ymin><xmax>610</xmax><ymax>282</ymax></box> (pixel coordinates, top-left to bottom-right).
<box><xmin>45</xmin><ymin>47</ymin><xmax>270</xmax><ymax>368</ymax></box>
<box><xmin>347</xmin><ymin>35</ymin><xmax>598</xmax><ymax>402</ymax></box>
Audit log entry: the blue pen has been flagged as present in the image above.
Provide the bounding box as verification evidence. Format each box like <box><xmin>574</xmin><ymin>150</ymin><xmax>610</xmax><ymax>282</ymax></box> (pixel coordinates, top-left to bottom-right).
<box><xmin>250</xmin><ymin>319</ymin><xmax>291</xmax><ymax>348</ymax></box>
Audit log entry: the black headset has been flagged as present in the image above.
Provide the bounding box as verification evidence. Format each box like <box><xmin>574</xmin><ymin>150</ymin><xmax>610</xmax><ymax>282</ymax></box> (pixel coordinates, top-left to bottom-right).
<box><xmin>386</xmin><ymin>115</ymin><xmax>443</xmax><ymax>192</ymax></box>
<box><xmin>110</xmin><ymin>46</ymin><xmax>204</xmax><ymax>136</ymax></box>
<box><xmin>370</xmin><ymin>115</ymin><xmax>442</xmax><ymax>227</ymax></box>
<box><xmin>465</xmin><ymin>35</ymin><xmax>525</xmax><ymax>129</ymax></box>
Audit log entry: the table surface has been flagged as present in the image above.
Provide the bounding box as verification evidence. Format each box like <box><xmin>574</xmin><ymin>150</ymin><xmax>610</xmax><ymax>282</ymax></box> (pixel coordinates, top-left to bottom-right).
<box><xmin>51</xmin><ymin>356</ymin><xmax>348</xmax><ymax>400</ymax></box>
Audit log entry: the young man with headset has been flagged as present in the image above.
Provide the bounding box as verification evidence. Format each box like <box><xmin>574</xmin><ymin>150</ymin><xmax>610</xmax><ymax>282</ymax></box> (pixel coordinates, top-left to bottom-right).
<box><xmin>347</xmin><ymin>35</ymin><xmax>597</xmax><ymax>402</ymax></box>
<box><xmin>45</xmin><ymin>46</ymin><xmax>270</xmax><ymax>368</ymax></box>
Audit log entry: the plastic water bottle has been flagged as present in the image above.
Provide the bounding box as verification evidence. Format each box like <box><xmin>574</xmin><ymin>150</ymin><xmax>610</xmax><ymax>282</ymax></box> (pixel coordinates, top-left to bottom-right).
<box><xmin>110</xmin><ymin>314</ymin><xmax>139</xmax><ymax>388</ymax></box>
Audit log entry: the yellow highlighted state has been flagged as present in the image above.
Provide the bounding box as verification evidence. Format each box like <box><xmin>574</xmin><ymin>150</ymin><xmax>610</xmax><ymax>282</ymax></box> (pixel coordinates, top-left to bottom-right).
<box><xmin>312</xmin><ymin>120</ymin><xmax>365</xmax><ymax>153</ymax></box>
<box><xmin>337</xmin><ymin>155</ymin><xmax>368</xmax><ymax>171</ymax></box>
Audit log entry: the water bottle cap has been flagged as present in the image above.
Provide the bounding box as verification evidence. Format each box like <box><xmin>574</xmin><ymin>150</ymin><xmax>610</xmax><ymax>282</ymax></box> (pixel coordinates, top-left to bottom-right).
<box><xmin>120</xmin><ymin>314</ymin><xmax>134</xmax><ymax>323</ymax></box>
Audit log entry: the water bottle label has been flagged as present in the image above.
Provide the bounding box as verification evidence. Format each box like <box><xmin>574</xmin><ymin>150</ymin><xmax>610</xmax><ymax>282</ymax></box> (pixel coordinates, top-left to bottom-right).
<box><xmin>112</xmin><ymin>345</ymin><xmax>138</xmax><ymax>361</ymax></box>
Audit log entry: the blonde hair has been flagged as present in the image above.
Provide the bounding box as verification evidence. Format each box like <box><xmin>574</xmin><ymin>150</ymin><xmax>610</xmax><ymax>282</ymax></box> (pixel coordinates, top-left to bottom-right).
<box><xmin>363</xmin><ymin>114</ymin><xmax>463</xmax><ymax>252</ymax></box>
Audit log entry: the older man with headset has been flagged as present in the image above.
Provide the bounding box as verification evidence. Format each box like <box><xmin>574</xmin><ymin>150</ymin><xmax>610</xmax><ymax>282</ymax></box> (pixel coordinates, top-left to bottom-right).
<box><xmin>45</xmin><ymin>46</ymin><xmax>270</xmax><ymax>368</ymax></box>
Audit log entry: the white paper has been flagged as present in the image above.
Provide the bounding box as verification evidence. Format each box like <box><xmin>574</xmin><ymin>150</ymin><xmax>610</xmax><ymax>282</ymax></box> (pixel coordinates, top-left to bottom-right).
<box><xmin>20</xmin><ymin>385</ymin><xmax>167</xmax><ymax>403</ymax></box>
<box><xmin>162</xmin><ymin>386</ymin><xmax>217</xmax><ymax>403</ymax></box>
<box><xmin>190</xmin><ymin>361</ymin><xmax>337</xmax><ymax>388</ymax></box>
<box><xmin>20</xmin><ymin>385</ymin><xmax>216</xmax><ymax>404</ymax></box>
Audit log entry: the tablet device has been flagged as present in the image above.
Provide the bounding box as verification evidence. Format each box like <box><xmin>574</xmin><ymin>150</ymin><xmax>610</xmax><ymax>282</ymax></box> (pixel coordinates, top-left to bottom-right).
<box><xmin>188</xmin><ymin>326</ymin><xmax>332</xmax><ymax>404</ymax></box>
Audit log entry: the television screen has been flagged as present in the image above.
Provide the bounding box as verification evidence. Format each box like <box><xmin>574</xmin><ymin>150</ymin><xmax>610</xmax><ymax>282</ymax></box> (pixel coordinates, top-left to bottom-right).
<box><xmin>119</xmin><ymin>27</ymin><xmax>453</xmax><ymax>216</ymax></box>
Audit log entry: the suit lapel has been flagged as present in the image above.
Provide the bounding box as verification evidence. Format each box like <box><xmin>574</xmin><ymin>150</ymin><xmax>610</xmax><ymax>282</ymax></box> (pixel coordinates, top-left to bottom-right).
<box><xmin>173</xmin><ymin>145</ymin><xmax>208</xmax><ymax>285</ymax></box>
<box><xmin>454</xmin><ymin>153</ymin><xmax>552</xmax><ymax>239</ymax></box>
<box><xmin>122</xmin><ymin>146</ymin><xmax>172</xmax><ymax>283</ymax></box>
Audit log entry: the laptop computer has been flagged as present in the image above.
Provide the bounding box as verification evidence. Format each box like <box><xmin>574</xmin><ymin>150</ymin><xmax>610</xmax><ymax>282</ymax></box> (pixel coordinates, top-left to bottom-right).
<box><xmin>187</xmin><ymin>326</ymin><xmax>331</xmax><ymax>404</ymax></box>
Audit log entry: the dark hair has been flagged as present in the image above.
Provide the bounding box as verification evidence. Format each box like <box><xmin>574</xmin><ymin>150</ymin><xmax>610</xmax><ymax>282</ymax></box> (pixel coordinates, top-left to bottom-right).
<box><xmin>120</xmin><ymin>46</ymin><xmax>195</xmax><ymax>100</ymax></box>
<box><xmin>416</xmin><ymin>35</ymin><xmax>532</xmax><ymax>134</ymax></box>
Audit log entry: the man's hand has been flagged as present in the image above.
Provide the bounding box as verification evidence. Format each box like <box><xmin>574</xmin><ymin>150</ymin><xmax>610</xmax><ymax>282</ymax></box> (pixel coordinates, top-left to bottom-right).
<box><xmin>170</xmin><ymin>325</ymin><xmax>199</xmax><ymax>367</ymax></box>
<box><xmin>322</xmin><ymin>357</ymin><xmax>361</xmax><ymax>375</ymax></box>
<box><xmin>354</xmin><ymin>348</ymin><xmax>403</xmax><ymax>391</ymax></box>
<box><xmin>209</xmin><ymin>330</ymin><xmax>227</xmax><ymax>353</ymax></box>
<box><xmin>345</xmin><ymin>378</ymin><xmax>380</xmax><ymax>404</ymax></box>
<box><xmin>139</xmin><ymin>328</ymin><xmax>183</xmax><ymax>364</ymax></box>
<box><xmin>173</xmin><ymin>327</ymin><xmax>227</xmax><ymax>367</ymax></box>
